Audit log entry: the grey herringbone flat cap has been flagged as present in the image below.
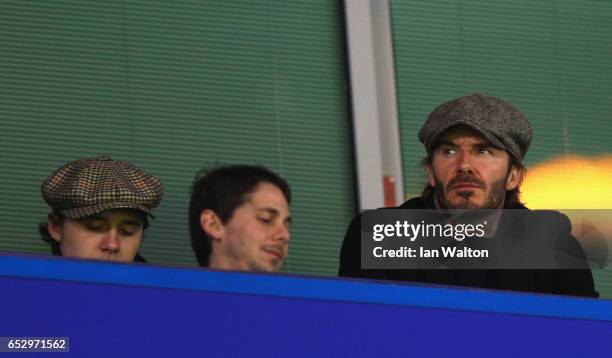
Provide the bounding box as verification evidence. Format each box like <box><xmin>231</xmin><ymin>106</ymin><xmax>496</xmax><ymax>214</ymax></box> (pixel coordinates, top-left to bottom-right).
<box><xmin>418</xmin><ymin>93</ymin><xmax>533</xmax><ymax>160</ymax></box>
<box><xmin>42</xmin><ymin>156</ymin><xmax>164</xmax><ymax>219</ymax></box>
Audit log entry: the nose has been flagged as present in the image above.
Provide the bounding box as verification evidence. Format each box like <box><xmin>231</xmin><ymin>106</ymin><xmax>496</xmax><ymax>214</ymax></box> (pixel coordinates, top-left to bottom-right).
<box><xmin>456</xmin><ymin>151</ymin><xmax>474</xmax><ymax>175</ymax></box>
<box><xmin>101</xmin><ymin>230</ymin><xmax>120</xmax><ymax>253</ymax></box>
<box><xmin>274</xmin><ymin>224</ymin><xmax>290</xmax><ymax>243</ymax></box>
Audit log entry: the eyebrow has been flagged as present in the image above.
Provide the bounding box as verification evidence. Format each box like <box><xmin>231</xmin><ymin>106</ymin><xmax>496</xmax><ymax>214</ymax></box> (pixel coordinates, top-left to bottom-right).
<box><xmin>435</xmin><ymin>139</ymin><xmax>458</xmax><ymax>148</ymax></box>
<box><xmin>257</xmin><ymin>208</ymin><xmax>292</xmax><ymax>224</ymax></box>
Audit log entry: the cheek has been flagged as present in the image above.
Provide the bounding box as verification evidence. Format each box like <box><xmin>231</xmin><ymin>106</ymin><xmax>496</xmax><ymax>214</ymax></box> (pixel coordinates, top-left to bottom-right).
<box><xmin>124</xmin><ymin>235</ymin><xmax>143</xmax><ymax>249</ymax></box>
<box><xmin>224</xmin><ymin>223</ymin><xmax>244</xmax><ymax>242</ymax></box>
<box><xmin>223</xmin><ymin>223</ymin><xmax>254</xmax><ymax>252</ymax></box>
<box><xmin>432</xmin><ymin>161</ymin><xmax>454</xmax><ymax>181</ymax></box>
<box><xmin>244</xmin><ymin>228</ymin><xmax>267</xmax><ymax>247</ymax></box>
<box><xmin>120</xmin><ymin>237</ymin><xmax>143</xmax><ymax>257</ymax></box>
<box><xmin>485</xmin><ymin>164</ymin><xmax>511</xmax><ymax>185</ymax></box>
<box><xmin>60</xmin><ymin>229</ymin><xmax>98</xmax><ymax>253</ymax></box>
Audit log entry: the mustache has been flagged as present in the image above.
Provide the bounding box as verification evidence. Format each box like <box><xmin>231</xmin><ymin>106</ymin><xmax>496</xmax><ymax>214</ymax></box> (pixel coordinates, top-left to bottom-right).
<box><xmin>447</xmin><ymin>173</ymin><xmax>486</xmax><ymax>190</ymax></box>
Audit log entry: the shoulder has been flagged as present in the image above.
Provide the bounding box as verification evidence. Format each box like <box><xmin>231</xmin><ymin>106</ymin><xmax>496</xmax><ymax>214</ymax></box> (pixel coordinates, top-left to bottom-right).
<box><xmin>522</xmin><ymin>209</ymin><xmax>573</xmax><ymax>234</ymax></box>
<box><xmin>338</xmin><ymin>196</ymin><xmax>427</xmax><ymax>278</ymax></box>
<box><xmin>134</xmin><ymin>253</ymin><xmax>148</xmax><ymax>263</ymax></box>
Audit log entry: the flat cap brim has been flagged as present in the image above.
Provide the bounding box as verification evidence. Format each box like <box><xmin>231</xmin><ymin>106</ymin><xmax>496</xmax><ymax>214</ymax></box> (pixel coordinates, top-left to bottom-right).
<box><xmin>423</xmin><ymin>120</ymin><xmax>507</xmax><ymax>153</ymax></box>
<box><xmin>59</xmin><ymin>202</ymin><xmax>155</xmax><ymax>220</ymax></box>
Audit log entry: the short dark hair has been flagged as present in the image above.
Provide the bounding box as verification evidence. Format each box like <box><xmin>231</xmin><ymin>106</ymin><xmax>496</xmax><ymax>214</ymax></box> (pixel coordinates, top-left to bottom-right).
<box><xmin>189</xmin><ymin>165</ymin><xmax>291</xmax><ymax>267</ymax></box>
<box><xmin>420</xmin><ymin>151</ymin><xmax>527</xmax><ymax>208</ymax></box>
<box><xmin>38</xmin><ymin>209</ymin><xmax>65</xmax><ymax>255</ymax></box>
<box><xmin>39</xmin><ymin>208</ymin><xmax>149</xmax><ymax>256</ymax></box>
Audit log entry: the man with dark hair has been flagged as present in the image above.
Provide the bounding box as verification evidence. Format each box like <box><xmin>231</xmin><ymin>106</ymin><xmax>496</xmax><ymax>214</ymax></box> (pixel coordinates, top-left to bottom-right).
<box><xmin>339</xmin><ymin>93</ymin><xmax>597</xmax><ymax>297</ymax></box>
<box><xmin>189</xmin><ymin>165</ymin><xmax>291</xmax><ymax>272</ymax></box>
<box><xmin>39</xmin><ymin>156</ymin><xmax>164</xmax><ymax>263</ymax></box>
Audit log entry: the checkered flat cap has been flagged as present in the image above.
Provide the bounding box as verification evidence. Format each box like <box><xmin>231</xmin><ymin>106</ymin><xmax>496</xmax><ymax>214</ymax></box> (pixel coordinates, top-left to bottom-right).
<box><xmin>418</xmin><ymin>93</ymin><xmax>533</xmax><ymax>161</ymax></box>
<box><xmin>42</xmin><ymin>156</ymin><xmax>164</xmax><ymax>219</ymax></box>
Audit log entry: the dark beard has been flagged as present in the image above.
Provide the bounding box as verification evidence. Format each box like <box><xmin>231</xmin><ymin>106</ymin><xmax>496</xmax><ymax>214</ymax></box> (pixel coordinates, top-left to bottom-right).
<box><xmin>434</xmin><ymin>176</ymin><xmax>507</xmax><ymax>209</ymax></box>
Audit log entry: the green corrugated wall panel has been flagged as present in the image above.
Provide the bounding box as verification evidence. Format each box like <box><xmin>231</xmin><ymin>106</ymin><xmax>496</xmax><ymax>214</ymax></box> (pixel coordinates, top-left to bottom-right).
<box><xmin>0</xmin><ymin>0</ymin><xmax>354</xmax><ymax>276</ymax></box>
<box><xmin>392</xmin><ymin>0</ymin><xmax>612</xmax><ymax>297</ymax></box>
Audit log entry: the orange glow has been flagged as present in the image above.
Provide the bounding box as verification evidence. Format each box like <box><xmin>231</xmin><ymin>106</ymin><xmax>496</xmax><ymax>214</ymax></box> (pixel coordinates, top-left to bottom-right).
<box><xmin>521</xmin><ymin>155</ymin><xmax>612</xmax><ymax>209</ymax></box>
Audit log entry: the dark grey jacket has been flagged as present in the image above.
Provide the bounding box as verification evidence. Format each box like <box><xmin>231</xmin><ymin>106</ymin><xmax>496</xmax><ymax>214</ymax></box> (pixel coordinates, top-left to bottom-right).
<box><xmin>339</xmin><ymin>194</ymin><xmax>598</xmax><ymax>298</ymax></box>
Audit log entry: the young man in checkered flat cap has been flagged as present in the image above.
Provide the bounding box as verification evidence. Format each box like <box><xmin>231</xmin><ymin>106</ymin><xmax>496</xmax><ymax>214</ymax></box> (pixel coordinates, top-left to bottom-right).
<box><xmin>339</xmin><ymin>93</ymin><xmax>597</xmax><ymax>297</ymax></box>
<box><xmin>39</xmin><ymin>156</ymin><xmax>164</xmax><ymax>263</ymax></box>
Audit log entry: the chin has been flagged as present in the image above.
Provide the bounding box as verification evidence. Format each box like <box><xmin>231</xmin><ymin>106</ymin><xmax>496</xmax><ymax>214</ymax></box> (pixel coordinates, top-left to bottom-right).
<box><xmin>449</xmin><ymin>198</ymin><xmax>485</xmax><ymax>209</ymax></box>
<box><xmin>250</xmin><ymin>262</ymin><xmax>277</xmax><ymax>273</ymax></box>
<box><xmin>267</xmin><ymin>262</ymin><xmax>282</xmax><ymax>272</ymax></box>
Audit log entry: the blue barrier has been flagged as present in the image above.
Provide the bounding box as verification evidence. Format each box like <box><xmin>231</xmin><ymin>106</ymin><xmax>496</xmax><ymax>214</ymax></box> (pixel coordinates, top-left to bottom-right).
<box><xmin>1</xmin><ymin>253</ymin><xmax>611</xmax><ymax>357</ymax></box>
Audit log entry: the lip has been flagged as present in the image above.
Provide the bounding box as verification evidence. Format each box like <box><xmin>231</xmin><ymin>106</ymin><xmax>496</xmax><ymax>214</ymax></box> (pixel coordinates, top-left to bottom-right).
<box><xmin>263</xmin><ymin>248</ymin><xmax>284</xmax><ymax>261</ymax></box>
<box><xmin>452</xmin><ymin>184</ymin><xmax>481</xmax><ymax>190</ymax></box>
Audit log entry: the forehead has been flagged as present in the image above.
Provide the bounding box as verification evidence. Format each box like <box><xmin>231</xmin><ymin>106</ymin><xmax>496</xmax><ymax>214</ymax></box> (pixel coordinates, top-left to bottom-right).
<box><xmin>243</xmin><ymin>182</ymin><xmax>289</xmax><ymax>210</ymax></box>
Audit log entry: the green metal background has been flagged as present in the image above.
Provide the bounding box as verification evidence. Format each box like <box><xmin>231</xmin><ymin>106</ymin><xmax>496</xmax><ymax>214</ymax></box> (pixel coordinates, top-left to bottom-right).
<box><xmin>392</xmin><ymin>0</ymin><xmax>612</xmax><ymax>297</ymax></box>
<box><xmin>0</xmin><ymin>0</ymin><xmax>355</xmax><ymax>275</ymax></box>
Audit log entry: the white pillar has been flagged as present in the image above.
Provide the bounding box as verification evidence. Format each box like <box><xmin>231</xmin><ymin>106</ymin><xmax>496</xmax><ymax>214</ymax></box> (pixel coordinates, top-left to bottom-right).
<box><xmin>343</xmin><ymin>0</ymin><xmax>404</xmax><ymax>210</ymax></box>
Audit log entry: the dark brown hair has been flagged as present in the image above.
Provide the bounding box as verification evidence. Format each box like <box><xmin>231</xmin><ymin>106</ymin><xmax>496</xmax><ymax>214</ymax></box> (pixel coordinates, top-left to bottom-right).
<box><xmin>188</xmin><ymin>165</ymin><xmax>291</xmax><ymax>267</ymax></box>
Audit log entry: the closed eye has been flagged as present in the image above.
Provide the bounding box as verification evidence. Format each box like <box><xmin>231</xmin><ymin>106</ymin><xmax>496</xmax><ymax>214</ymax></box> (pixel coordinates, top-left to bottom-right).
<box><xmin>81</xmin><ymin>221</ymin><xmax>106</xmax><ymax>231</ymax></box>
<box><xmin>120</xmin><ymin>228</ymin><xmax>139</xmax><ymax>236</ymax></box>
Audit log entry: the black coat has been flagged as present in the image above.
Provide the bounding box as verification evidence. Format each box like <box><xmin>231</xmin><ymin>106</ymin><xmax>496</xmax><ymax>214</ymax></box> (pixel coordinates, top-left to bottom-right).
<box><xmin>339</xmin><ymin>195</ymin><xmax>598</xmax><ymax>298</ymax></box>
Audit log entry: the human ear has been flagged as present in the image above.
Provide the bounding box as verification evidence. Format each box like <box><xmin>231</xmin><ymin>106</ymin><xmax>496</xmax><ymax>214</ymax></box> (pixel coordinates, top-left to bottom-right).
<box><xmin>47</xmin><ymin>214</ymin><xmax>62</xmax><ymax>243</ymax></box>
<box><xmin>200</xmin><ymin>209</ymin><xmax>225</xmax><ymax>242</ymax></box>
<box><xmin>427</xmin><ymin>165</ymin><xmax>436</xmax><ymax>187</ymax></box>
<box><xmin>505</xmin><ymin>165</ymin><xmax>520</xmax><ymax>191</ymax></box>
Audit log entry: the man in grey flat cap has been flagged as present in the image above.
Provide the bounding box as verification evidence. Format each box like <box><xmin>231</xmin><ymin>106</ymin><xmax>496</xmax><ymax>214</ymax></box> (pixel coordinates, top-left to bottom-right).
<box><xmin>39</xmin><ymin>156</ymin><xmax>164</xmax><ymax>263</ymax></box>
<box><xmin>339</xmin><ymin>93</ymin><xmax>597</xmax><ymax>297</ymax></box>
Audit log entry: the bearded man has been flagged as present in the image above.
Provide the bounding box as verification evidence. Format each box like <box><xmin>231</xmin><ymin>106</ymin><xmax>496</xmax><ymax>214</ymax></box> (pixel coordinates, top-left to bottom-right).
<box><xmin>339</xmin><ymin>93</ymin><xmax>597</xmax><ymax>297</ymax></box>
